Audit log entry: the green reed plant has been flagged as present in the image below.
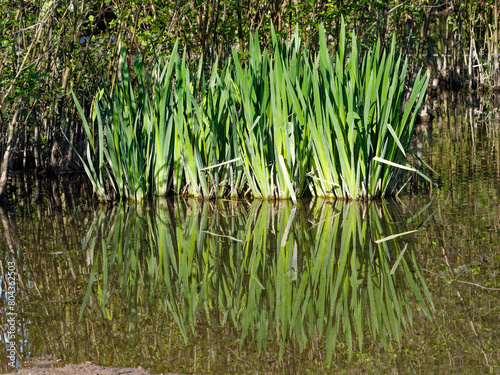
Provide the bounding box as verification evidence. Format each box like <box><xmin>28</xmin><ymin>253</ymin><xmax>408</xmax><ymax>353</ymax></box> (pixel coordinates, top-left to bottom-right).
<box><xmin>289</xmin><ymin>19</ymin><xmax>432</xmax><ymax>199</ymax></box>
<box><xmin>73</xmin><ymin>46</ymin><xmax>164</xmax><ymax>200</ymax></box>
<box><xmin>150</xmin><ymin>41</ymin><xmax>178</xmax><ymax>196</ymax></box>
<box><xmin>230</xmin><ymin>34</ymin><xmax>274</xmax><ymax>199</ymax></box>
<box><xmin>98</xmin><ymin>48</ymin><xmax>153</xmax><ymax>200</ymax></box>
<box><xmin>74</xmin><ymin>19</ymin><xmax>433</xmax><ymax>201</ymax></box>
<box><xmin>231</xmin><ymin>28</ymin><xmax>313</xmax><ymax>201</ymax></box>
<box><xmin>188</xmin><ymin>57</ymin><xmax>246</xmax><ymax>198</ymax></box>
<box><xmin>172</xmin><ymin>52</ymin><xmax>210</xmax><ymax>197</ymax></box>
<box><xmin>269</xmin><ymin>27</ymin><xmax>312</xmax><ymax>201</ymax></box>
<box><xmin>200</xmin><ymin>59</ymin><xmax>240</xmax><ymax>198</ymax></box>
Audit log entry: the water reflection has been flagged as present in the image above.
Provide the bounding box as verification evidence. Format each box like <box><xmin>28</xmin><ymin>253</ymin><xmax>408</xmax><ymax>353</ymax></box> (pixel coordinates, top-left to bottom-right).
<box><xmin>76</xmin><ymin>198</ymin><xmax>433</xmax><ymax>368</ymax></box>
<box><xmin>0</xmin><ymin>197</ymin><xmax>436</xmax><ymax>373</ymax></box>
<box><xmin>1</xmin><ymin>92</ymin><xmax>499</xmax><ymax>374</ymax></box>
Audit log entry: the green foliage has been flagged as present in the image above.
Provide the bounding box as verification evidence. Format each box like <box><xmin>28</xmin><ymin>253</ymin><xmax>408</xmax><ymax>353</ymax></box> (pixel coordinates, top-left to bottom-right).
<box><xmin>1</xmin><ymin>0</ymin><xmax>498</xmax><ymax>178</ymax></box>
<box><xmin>74</xmin><ymin>46</ymin><xmax>154</xmax><ymax>200</ymax></box>
<box><xmin>74</xmin><ymin>20</ymin><xmax>432</xmax><ymax>201</ymax></box>
<box><xmin>302</xmin><ymin>20</ymin><xmax>432</xmax><ymax>199</ymax></box>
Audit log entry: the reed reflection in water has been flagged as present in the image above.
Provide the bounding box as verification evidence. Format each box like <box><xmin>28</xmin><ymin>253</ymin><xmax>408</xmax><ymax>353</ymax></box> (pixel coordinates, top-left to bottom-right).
<box><xmin>80</xmin><ymin>198</ymin><xmax>433</xmax><ymax>364</ymax></box>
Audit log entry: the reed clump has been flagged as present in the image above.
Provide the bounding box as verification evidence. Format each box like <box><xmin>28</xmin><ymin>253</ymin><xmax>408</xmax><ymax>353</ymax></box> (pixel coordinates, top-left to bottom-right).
<box><xmin>74</xmin><ymin>19</ymin><xmax>434</xmax><ymax>201</ymax></box>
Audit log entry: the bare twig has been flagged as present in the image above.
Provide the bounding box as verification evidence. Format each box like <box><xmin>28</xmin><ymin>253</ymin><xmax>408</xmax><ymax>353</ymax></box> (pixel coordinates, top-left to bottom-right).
<box><xmin>422</xmin><ymin>268</ymin><xmax>500</xmax><ymax>291</ymax></box>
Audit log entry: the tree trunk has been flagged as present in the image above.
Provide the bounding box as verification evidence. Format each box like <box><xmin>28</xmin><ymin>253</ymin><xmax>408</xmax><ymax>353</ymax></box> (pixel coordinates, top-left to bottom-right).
<box><xmin>49</xmin><ymin>131</ymin><xmax>60</xmax><ymax>174</ymax></box>
<box><xmin>34</xmin><ymin>121</ymin><xmax>42</xmax><ymax>172</ymax></box>
<box><xmin>0</xmin><ymin>108</ymin><xmax>19</xmax><ymax>199</ymax></box>
<box><xmin>494</xmin><ymin>0</ymin><xmax>499</xmax><ymax>86</ymax></box>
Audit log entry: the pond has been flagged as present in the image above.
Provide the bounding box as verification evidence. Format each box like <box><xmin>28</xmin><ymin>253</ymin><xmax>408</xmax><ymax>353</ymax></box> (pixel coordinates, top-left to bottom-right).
<box><xmin>1</xmin><ymin>91</ymin><xmax>499</xmax><ymax>374</ymax></box>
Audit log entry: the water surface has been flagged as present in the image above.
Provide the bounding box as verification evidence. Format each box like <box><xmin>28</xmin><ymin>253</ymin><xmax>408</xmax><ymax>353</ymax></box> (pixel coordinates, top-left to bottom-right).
<box><xmin>1</xmin><ymin>91</ymin><xmax>499</xmax><ymax>374</ymax></box>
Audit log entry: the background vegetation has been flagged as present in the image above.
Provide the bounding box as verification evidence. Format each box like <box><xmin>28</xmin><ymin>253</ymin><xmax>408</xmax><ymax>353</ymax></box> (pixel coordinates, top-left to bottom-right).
<box><xmin>0</xmin><ymin>0</ymin><xmax>499</xmax><ymax>199</ymax></box>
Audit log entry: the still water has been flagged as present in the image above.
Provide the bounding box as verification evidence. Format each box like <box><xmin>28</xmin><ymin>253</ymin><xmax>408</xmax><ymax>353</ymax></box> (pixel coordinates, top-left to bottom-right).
<box><xmin>1</xmin><ymin>91</ymin><xmax>499</xmax><ymax>374</ymax></box>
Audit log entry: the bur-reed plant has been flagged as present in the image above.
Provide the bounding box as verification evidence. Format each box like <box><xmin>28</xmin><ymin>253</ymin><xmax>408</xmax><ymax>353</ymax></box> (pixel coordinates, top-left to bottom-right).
<box><xmin>171</xmin><ymin>52</ymin><xmax>210</xmax><ymax>197</ymax></box>
<box><xmin>73</xmin><ymin>46</ymin><xmax>167</xmax><ymax>200</ymax></box>
<box><xmin>290</xmin><ymin>19</ymin><xmax>433</xmax><ymax>199</ymax></box>
<box><xmin>74</xmin><ymin>44</ymin><xmax>246</xmax><ymax>200</ymax></box>
<box><xmin>230</xmin><ymin>28</ymin><xmax>312</xmax><ymax>202</ymax></box>
<box><xmin>74</xmin><ymin>19</ymin><xmax>433</xmax><ymax>201</ymax></box>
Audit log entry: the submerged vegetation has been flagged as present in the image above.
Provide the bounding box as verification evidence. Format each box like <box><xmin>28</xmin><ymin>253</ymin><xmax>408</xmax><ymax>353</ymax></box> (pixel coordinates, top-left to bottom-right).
<box><xmin>74</xmin><ymin>21</ymin><xmax>432</xmax><ymax>201</ymax></box>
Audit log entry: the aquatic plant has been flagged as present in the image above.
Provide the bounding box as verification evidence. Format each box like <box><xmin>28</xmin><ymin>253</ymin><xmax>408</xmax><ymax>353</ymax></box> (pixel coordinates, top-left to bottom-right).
<box><xmin>73</xmin><ymin>20</ymin><xmax>433</xmax><ymax>201</ymax></box>
<box><xmin>73</xmin><ymin>47</ymin><xmax>157</xmax><ymax>200</ymax></box>
<box><xmin>4</xmin><ymin>0</ymin><xmax>498</xmax><ymax>201</ymax></box>
<box><xmin>230</xmin><ymin>27</ymin><xmax>311</xmax><ymax>201</ymax></box>
<box><xmin>299</xmin><ymin>21</ymin><xmax>432</xmax><ymax>199</ymax></box>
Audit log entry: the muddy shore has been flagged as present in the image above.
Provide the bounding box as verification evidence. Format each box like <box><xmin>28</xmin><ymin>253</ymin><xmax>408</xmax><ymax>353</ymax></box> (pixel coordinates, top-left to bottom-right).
<box><xmin>13</xmin><ymin>357</ymin><xmax>178</xmax><ymax>375</ymax></box>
